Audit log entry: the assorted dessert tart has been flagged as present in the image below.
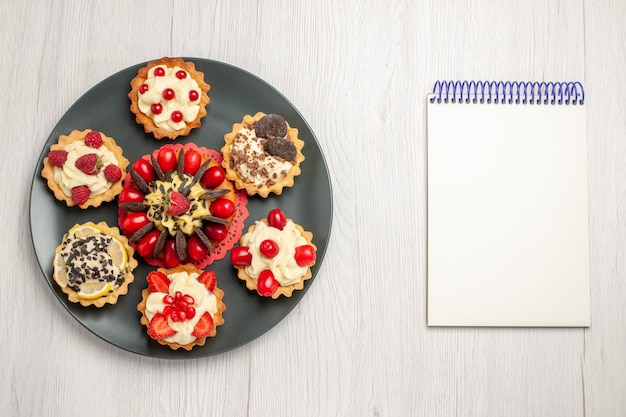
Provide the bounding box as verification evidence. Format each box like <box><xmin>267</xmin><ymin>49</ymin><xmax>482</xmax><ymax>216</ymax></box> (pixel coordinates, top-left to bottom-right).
<box><xmin>129</xmin><ymin>57</ymin><xmax>210</xmax><ymax>140</ymax></box>
<box><xmin>221</xmin><ymin>112</ymin><xmax>305</xmax><ymax>197</ymax></box>
<box><xmin>117</xmin><ymin>143</ymin><xmax>248</xmax><ymax>269</ymax></box>
<box><xmin>230</xmin><ymin>208</ymin><xmax>316</xmax><ymax>298</ymax></box>
<box><xmin>137</xmin><ymin>264</ymin><xmax>226</xmax><ymax>350</ymax></box>
<box><xmin>53</xmin><ymin>221</ymin><xmax>138</xmax><ymax>307</ymax></box>
<box><xmin>41</xmin><ymin>129</ymin><xmax>129</xmax><ymax>208</ymax></box>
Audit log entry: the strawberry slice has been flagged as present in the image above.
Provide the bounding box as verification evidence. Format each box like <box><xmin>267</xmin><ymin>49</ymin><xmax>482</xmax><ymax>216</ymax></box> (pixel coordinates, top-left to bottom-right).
<box><xmin>148</xmin><ymin>313</ymin><xmax>176</xmax><ymax>340</ymax></box>
<box><xmin>197</xmin><ymin>270</ymin><xmax>216</xmax><ymax>292</ymax></box>
<box><xmin>147</xmin><ymin>271</ymin><xmax>171</xmax><ymax>293</ymax></box>
<box><xmin>191</xmin><ymin>312</ymin><xmax>214</xmax><ymax>338</ymax></box>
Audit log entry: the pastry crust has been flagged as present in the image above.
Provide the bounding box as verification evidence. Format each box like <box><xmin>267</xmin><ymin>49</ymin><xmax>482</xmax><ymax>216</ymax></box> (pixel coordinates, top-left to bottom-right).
<box><xmin>221</xmin><ymin>112</ymin><xmax>305</xmax><ymax>198</ymax></box>
<box><xmin>137</xmin><ymin>264</ymin><xmax>226</xmax><ymax>350</ymax></box>
<box><xmin>129</xmin><ymin>57</ymin><xmax>211</xmax><ymax>140</ymax></box>
<box><xmin>41</xmin><ymin>129</ymin><xmax>129</xmax><ymax>208</ymax></box>
<box><xmin>235</xmin><ymin>220</ymin><xmax>316</xmax><ymax>299</ymax></box>
<box><xmin>53</xmin><ymin>221</ymin><xmax>138</xmax><ymax>308</ymax></box>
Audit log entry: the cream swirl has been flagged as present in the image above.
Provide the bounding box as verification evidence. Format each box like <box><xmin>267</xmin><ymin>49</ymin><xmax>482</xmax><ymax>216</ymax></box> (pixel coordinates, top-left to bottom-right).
<box><xmin>138</xmin><ymin>65</ymin><xmax>202</xmax><ymax>132</ymax></box>
<box><xmin>230</xmin><ymin>127</ymin><xmax>293</xmax><ymax>187</ymax></box>
<box><xmin>145</xmin><ymin>271</ymin><xmax>218</xmax><ymax>345</ymax></box>
<box><xmin>242</xmin><ymin>220</ymin><xmax>308</xmax><ymax>286</ymax></box>
<box><xmin>53</xmin><ymin>141</ymin><xmax>119</xmax><ymax>197</ymax></box>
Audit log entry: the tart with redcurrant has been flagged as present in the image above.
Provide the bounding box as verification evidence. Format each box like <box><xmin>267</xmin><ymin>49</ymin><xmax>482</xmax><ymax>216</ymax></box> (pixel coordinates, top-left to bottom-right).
<box><xmin>41</xmin><ymin>129</ymin><xmax>129</xmax><ymax>208</ymax></box>
<box><xmin>137</xmin><ymin>264</ymin><xmax>225</xmax><ymax>350</ymax></box>
<box><xmin>118</xmin><ymin>143</ymin><xmax>248</xmax><ymax>269</ymax></box>
<box><xmin>221</xmin><ymin>112</ymin><xmax>305</xmax><ymax>198</ymax></box>
<box><xmin>129</xmin><ymin>57</ymin><xmax>210</xmax><ymax>140</ymax></box>
<box><xmin>53</xmin><ymin>221</ymin><xmax>138</xmax><ymax>307</ymax></box>
<box><xmin>230</xmin><ymin>208</ymin><xmax>317</xmax><ymax>298</ymax></box>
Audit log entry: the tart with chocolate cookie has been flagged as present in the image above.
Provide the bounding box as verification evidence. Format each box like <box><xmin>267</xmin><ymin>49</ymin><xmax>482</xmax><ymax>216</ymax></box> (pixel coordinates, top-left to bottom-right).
<box><xmin>129</xmin><ymin>57</ymin><xmax>210</xmax><ymax>140</ymax></box>
<box><xmin>221</xmin><ymin>112</ymin><xmax>305</xmax><ymax>197</ymax></box>
<box><xmin>230</xmin><ymin>208</ymin><xmax>316</xmax><ymax>298</ymax></box>
<box><xmin>53</xmin><ymin>221</ymin><xmax>138</xmax><ymax>307</ymax></box>
<box><xmin>118</xmin><ymin>143</ymin><xmax>248</xmax><ymax>269</ymax></box>
<box><xmin>41</xmin><ymin>129</ymin><xmax>129</xmax><ymax>208</ymax></box>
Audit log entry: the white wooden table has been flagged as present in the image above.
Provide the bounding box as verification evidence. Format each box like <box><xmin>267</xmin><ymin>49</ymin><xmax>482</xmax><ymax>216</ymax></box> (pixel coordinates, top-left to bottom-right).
<box><xmin>2</xmin><ymin>0</ymin><xmax>625</xmax><ymax>415</ymax></box>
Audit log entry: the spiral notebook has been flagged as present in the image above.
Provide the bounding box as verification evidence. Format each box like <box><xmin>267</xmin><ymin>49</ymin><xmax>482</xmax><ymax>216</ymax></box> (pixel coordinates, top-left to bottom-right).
<box><xmin>426</xmin><ymin>81</ymin><xmax>590</xmax><ymax>327</ymax></box>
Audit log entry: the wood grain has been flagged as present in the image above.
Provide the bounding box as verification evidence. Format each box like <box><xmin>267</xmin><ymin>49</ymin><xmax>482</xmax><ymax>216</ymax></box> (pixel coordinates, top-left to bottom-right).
<box><xmin>2</xmin><ymin>0</ymin><xmax>625</xmax><ymax>416</ymax></box>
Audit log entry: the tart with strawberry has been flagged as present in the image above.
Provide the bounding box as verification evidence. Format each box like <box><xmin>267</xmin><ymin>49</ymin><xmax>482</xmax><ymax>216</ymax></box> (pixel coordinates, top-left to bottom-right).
<box><xmin>118</xmin><ymin>143</ymin><xmax>248</xmax><ymax>269</ymax></box>
<box><xmin>221</xmin><ymin>112</ymin><xmax>305</xmax><ymax>197</ymax></box>
<box><xmin>41</xmin><ymin>129</ymin><xmax>129</xmax><ymax>208</ymax></box>
<box><xmin>129</xmin><ymin>57</ymin><xmax>210</xmax><ymax>140</ymax></box>
<box><xmin>137</xmin><ymin>264</ymin><xmax>225</xmax><ymax>350</ymax></box>
<box><xmin>230</xmin><ymin>208</ymin><xmax>316</xmax><ymax>298</ymax></box>
<box><xmin>53</xmin><ymin>221</ymin><xmax>138</xmax><ymax>307</ymax></box>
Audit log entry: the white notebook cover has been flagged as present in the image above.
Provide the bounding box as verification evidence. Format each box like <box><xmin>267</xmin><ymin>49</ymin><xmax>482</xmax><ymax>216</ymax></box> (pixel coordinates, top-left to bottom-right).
<box><xmin>426</xmin><ymin>83</ymin><xmax>590</xmax><ymax>327</ymax></box>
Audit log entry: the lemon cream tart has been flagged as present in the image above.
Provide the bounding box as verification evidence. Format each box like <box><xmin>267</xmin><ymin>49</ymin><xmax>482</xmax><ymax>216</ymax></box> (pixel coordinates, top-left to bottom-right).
<box><xmin>41</xmin><ymin>129</ymin><xmax>129</xmax><ymax>208</ymax></box>
<box><xmin>221</xmin><ymin>112</ymin><xmax>305</xmax><ymax>197</ymax></box>
<box><xmin>118</xmin><ymin>143</ymin><xmax>248</xmax><ymax>269</ymax></box>
<box><xmin>137</xmin><ymin>264</ymin><xmax>225</xmax><ymax>350</ymax></box>
<box><xmin>230</xmin><ymin>208</ymin><xmax>316</xmax><ymax>298</ymax></box>
<box><xmin>129</xmin><ymin>57</ymin><xmax>210</xmax><ymax>140</ymax></box>
<box><xmin>53</xmin><ymin>222</ymin><xmax>138</xmax><ymax>307</ymax></box>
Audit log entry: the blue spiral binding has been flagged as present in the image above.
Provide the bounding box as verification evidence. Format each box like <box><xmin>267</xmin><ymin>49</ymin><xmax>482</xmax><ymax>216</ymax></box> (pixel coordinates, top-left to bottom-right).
<box><xmin>430</xmin><ymin>81</ymin><xmax>585</xmax><ymax>105</ymax></box>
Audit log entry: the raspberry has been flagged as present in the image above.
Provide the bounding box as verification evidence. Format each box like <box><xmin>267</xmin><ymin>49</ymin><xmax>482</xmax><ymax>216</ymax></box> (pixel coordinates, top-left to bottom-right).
<box><xmin>84</xmin><ymin>131</ymin><xmax>103</xmax><ymax>148</ymax></box>
<box><xmin>104</xmin><ymin>164</ymin><xmax>122</xmax><ymax>182</ymax></box>
<box><xmin>71</xmin><ymin>185</ymin><xmax>91</xmax><ymax>205</ymax></box>
<box><xmin>47</xmin><ymin>150</ymin><xmax>68</xmax><ymax>167</ymax></box>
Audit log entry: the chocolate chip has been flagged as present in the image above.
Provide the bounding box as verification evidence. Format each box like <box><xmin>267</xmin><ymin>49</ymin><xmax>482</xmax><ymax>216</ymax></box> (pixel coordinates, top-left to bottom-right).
<box><xmin>255</xmin><ymin>114</ymin><xmax>288</xmax><ymax>139</ymax></box>
<box><xmin>264</xmin><ymin>137</ymin><xmax>297</xmax><ymax>162</ymax></box>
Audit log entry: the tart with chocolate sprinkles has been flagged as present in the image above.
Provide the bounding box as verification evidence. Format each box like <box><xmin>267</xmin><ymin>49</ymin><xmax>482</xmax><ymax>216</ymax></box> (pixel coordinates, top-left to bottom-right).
<box><xmin>221</xmin><ymin>112</ymin><xmax>305</xmax><ymax>198</ymax></box>
<box><xmin>118</xmin><ymin>143</ymin><xmax>248</xmax><ymax>269</ymax></box>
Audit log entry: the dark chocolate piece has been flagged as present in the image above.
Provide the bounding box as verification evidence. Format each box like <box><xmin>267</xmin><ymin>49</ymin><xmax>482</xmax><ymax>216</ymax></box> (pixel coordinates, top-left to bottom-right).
<box><xmin>255</xmin><ymin>114</ymin><xmax>288</xmax><ymax>139</ymax></box>
<box><xmin>264</xmin><ymin>137</ymin><xmax>297</xmax><ymax>162</ymax></box>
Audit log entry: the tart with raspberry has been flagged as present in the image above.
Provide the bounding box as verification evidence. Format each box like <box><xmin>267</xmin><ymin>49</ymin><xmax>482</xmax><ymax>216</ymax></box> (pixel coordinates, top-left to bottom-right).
<box><xmin>230</xmin><ymin>208</ymin><xmax>317</xmax><ymax>298</ymax></box>
<box><xmin>53</xmin><ymin>221</ymin><xmax>138</xmax><ymax>307</ymax></box>
<box><xmin>221</xmin><ymin>112</ymin><xmax>305</xmax><ymax>197</ymax></box>
<box><xmin>137</xmin><ymin>264</ymin><xmax>225</xmax><ymax>350</ymax></box>
<box><xmin>118</xmin><ymin>143</ymin><xmax>248</xmax><ymax>269</ymax></box>
<box><xmin>129</xmin><ymin>57</ymin><xmax>210</xmax><ymax>140</ymax></box>
<box><xmin>41</xmin><ymin>129</ymin><xmax>129</xmax><ymax>208</ymax></box>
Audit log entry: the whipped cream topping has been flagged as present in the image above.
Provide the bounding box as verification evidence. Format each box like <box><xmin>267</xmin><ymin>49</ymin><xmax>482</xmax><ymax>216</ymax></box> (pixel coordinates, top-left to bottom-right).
<box><xmin>242</xmin><ymin>220</ymin><xmax>308</xmax><ymax>286</ymax></box>
<box><xmin>145</xmin><ymin>270</ymin><xmax>218</xmax><ymax>345</ymax></box>
<box><xmin>144</xmin><ymin>173</ymin><xmax>212</xmax><ymax>236</ymax></box>
<box><xmin>53</xmin><ymin>140</ymin><xmax>119</xmax><ymax>197</ymax></box>
<box><xmin>138</xmin><ymin>65</ymin><xmax>202</xmax><ymax>132</ymax></box>
<box><xmin>56</xmin><ymin>232</ymin><xmax>125</xmax><ymax>292</ymax></box>
<box><xmin>229</xmin><ymin>127</ymin><xmax>293</xmax><ymax>187</ymax></box>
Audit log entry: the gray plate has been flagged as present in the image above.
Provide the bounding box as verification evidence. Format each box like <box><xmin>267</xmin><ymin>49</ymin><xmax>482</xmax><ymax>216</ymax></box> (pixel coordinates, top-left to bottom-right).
<box><xmin>29</xmin><ymin>58</ymin><xmax>333</xmax><ymax>359</ymax></box>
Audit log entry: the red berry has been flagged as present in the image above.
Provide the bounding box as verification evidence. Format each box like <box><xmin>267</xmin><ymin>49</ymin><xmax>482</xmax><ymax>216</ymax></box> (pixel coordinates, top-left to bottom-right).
<box><xmin>104</xmin><ymin>164</ymin><xmax>122</xmax><ymax>182</ymax></box>
<box><xmin>163</xmin><ymin>239</ymin><xmax>180</xmax><ymax>268</ymax></box>
<box><xmin>294</xmin><ymin>245</ymin><xmax>316</xmax><ymax>266</ymax></box>
<box><xmin>118</xmin><ymin>188</ymin><xmax>145</xmax><ymax>203</ymax></box>
<box><xmin>197</xmin><ymin>270</ymin><xmax>217</xmax><ymax>292</ymax></box>
<box><xmin>171</xmin><ymin>110</ymin><xmax>183</xmax><ymax>123</ymax></box>
<box><xmin>162</xmin><ymin>88</ymin><xmax>175</xmax><ymax>100</ymax></box>
<box><xmin>200</xmin><ymin>166</ymin><xmax>225</xmax><ymax>188</ymax></box>
<box><xmin>121</xmin><ymin>212</ymin><xmax>150</xmax><ymax>234</ymax></box>
<box><xmin>257</xmin><ymin>270</ymin><xmax>279</xmax><ymax>297</ymax></box>
<box><xmin>203</xmin><ymin>223</ymin><xmax>227</xmax><ymax>242</ymax></box>
<box><xmin>75</xmin><ymin>153</ymin><xmax>100</xmax><ymax>175</ymax></box>
<box><xmin>148</xmin><ymin>313</ymin><xmax>175</xmax><ymax>339</ymax></box>
<box><xmin>139</xmin><ymin>83</ymin><xmax>149</xmax><ymax>94</ymax></box>
<box><xmin>183</xmin><ymin>150</ymin><xmax>201</xmax><ymax>175</ymax></box>
<box><xmin>210</xmin><ymin>198</ymin><xmax>235</xmax><ymax>218</ymax></box>
<box><xmin>176</xmin><ymin>70</ymin><xmax>187</xmax><ymax>79</ymax></box>
<box><xmin>166</xmin><ymin>191</ymin><xmax>190</xmax><ymax>216</ymax></box>
<box><xmin>189</xmin><ymin>90</ymin><xmax>199</xmax><ymax>101</ymax></box>
<box><xmin>47</xmin><ymin>150</ymin><xmax>68</xmax><ymax>167</ymax></box>
<box><xmin>186</xmin><ymin>235</ymin><xmax>207</xmax><ymax>262</ymax></box>
<box><xmin>230</xmin><ymin>246</ymin><xmax>252</xmax><ymax>266</ymax></box>
<box><xmin>131</xmin><ymin>159</ymin><xmax>155</xmax><ymax>183</ymax></box>
<box><xmin>259</xmin><ymin>239</ymin><xmax>279</xmax><ymax>258</ymax></box>
<box><xmin>191</xmin><ymin>312</ymin><xmax>214</xmax><ymax>338</ymax></box>
<box><xmin>70</xmin><ymin>185</ymin><xmax>91</xmax><ymax>205</ymax></box>
<box><xmin>267</xmin><ymin>209</ymin><xmax>287</xmax><ymax>230</ymax></box>
<box><xmin>137</xmin><ymin>230</ymin><xmax>161</xmax><ymax>259</ymax></box>
<box><xmin>154</xmin><ymin>67</ymin><xmax>166</xmax><ymax>76</ymax></box>
<box><xmin>147</xmin><ymin>270</ymin><xmax>171</xmax><ymax>293</ymax></box>
<box><xmin>156</xmin><ymin>147</ymin><xmax>177</xmax><ymax>173</ymax></box>
<box><xmin>151</xmin><ymin>103</ymin><xmax>163</xmax><ymax>115</ymax></box>
<box><xmin>84</xmin><ymin>131</ymin><xmax>103</xmax><ymax>148</ymax></box>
